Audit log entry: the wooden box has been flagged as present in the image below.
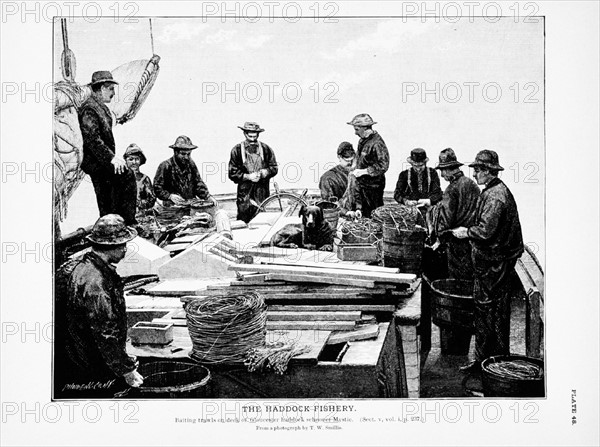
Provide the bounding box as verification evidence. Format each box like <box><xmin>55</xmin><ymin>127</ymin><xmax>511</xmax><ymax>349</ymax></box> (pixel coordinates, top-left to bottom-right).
<box><xmin>130</xmin><ymin>321</ymin><xmax>174</xmax><ymax>345</ymax></box>
<box><xmin>336</xmin><ymin>244</ymin><xmax>379</xmax><ymax>262</ymax></box>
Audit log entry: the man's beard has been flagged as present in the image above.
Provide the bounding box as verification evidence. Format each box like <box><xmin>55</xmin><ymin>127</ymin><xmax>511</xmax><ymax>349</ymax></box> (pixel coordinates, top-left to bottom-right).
<box><xmin>176</xmin><ymin>157</ymin><xmax>191</xmax><ymax>167</ymax></box>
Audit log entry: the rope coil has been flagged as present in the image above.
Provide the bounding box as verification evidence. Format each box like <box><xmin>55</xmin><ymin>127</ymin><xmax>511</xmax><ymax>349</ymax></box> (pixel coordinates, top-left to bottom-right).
<box><xmin>185</xmin><ymin>292</ymin><xmax>267</xmax><ymax>364</ymax></box>
<box><xmin>338</xmin><ymin>218</ymin><xmax>382</xmax><ymax>244</ymax></box>
<box><xmin>372</xmin><ymin>204</ymin><xmax>426</xmax><ymax>232</ymax></box>
<box><xmin>485</xmin><ymin>359</ymin><xmax>543</xmax><ymax>380</ymax></box>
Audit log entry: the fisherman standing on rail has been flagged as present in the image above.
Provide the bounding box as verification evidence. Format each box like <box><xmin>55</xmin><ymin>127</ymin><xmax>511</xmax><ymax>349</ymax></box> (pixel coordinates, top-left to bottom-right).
<box><xmin>453</xmin><ymin>150</ymin><xmax>524</xmax><ymax>373</ymax></box>
<box><xmin>78</xmin><ymin>71</ymin><xmax>137</xmax><ymax>225</ymax></box>
<box><xmin>346</xmin><ymin>114</ymin><xmax>390</xmax><ymax>218</ymax></box>
<box><xmin>228</xmin><ymin>122</ymin><xmax>279</xmax><ymax>223</ymax></box>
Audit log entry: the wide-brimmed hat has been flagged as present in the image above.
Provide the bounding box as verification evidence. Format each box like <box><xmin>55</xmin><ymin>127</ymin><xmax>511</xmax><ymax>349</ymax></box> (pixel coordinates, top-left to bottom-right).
<box><xmin>89</xmin><ymin>71</ymin><xmax>118</xmax><ymax>86</ymax></box>
<box><xmin>347</xmin><ymin>113</ymin><xmax>377</xmax><ymax>127</ymax></box>
<box><xmin>337</xmin><ymin>141</ymin><xmax>355</xmax><ymax>158</ymax></box>
<box><xmin>435</xmin><ymin>148</ymin><xmax>463</xmax><ymax>170</ymax></box>
<box><xmin>86</xmin><ymin>214</ymin><xmax>137</xmax><ymax>245</ymax></box>
<box><xmin>407</xmin><ymin>148</ymin><xmax>429</xmax><ymax>164</ymax></box>
<box><xmin>169</xmin><ymin>135</ymin><xmax>198</xmax><ymax>150</ymax></box>
<box><xmin>238</xmin><ymin>122</ymin><xmax>265</xmax><ymax>133</ymax></box>
<box><xmin>123</xmin><ymin>143</ymin><xmax>147</xmax><ymax>165</ymax></box>
<box><xmin>469</xmin><ymin>149</ymin><xmax>504</xmax><ymax>171</ymax></box>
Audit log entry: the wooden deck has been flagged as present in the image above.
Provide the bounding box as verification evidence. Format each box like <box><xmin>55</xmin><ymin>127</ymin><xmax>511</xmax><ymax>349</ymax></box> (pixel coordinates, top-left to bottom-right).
<box><xmin>122</xmin><ymin>197</ymin><xmax>544</xmax><ymax>398</ymax></box>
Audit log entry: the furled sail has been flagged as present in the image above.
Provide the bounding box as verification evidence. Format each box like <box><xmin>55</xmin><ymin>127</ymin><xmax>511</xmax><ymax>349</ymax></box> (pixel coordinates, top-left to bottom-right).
<box><xmin>53</xmin><ymin>81</ymin><xmax>89</xmax><ymax>222</ymax></box>
<box><xmin>53</xmin><ymin>19</ymin><xmax>160</xmax><ymax>224</ymax></box>
<box><xmin>53</xmin><ymin>56</ymin><xmax>160</xmax><ymax>222</ymax></box>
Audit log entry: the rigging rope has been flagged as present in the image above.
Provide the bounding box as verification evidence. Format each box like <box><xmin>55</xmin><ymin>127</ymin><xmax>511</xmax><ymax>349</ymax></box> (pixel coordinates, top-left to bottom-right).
<box><xmin>149</xmin><ymin>18</ymin><xmax>155</xmax><ymax>55</ymax></box>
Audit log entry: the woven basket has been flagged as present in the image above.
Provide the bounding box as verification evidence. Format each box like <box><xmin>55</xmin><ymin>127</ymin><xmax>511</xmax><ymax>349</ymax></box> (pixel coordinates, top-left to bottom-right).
<box><xmin>135</xmin><ymin>361</ymin><xmax>211</xmax><ymax>398</ymax></box>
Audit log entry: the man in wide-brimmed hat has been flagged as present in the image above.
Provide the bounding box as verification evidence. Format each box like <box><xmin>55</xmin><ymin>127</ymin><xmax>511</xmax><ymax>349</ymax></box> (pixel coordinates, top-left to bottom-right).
<box><xmin>427</xmin><ymin>148</ymin><xmax>480</xmax><ymax>279</ymax></box>
<box><xmin>228</xmin><ymin>122</ymin><xmax>279</xmax><ymax>223</ymax></box>
<box><xmin>78</xmin><ymin>71</ymin><xmax>137</xmax><ymax>225</ymax></box>
<box><xmin>453</xmin><ymin>150</ymin><xmax>524</xmax><ymax>374</ymax></box>
<box><xmin>55</xmin><ymin>214</ymin><xmax>144</xmax><ymax>398</ymax></box>
<box><xmin>153</xmin><ymin>135</ymin><xmax>211</xmax><ymax>207</ymax></box>
<box><xmin>319</xmin><ymin>141</ymin><xmax>356</xmax><ymax>202</ymax></box>
<box><xmin>346</xmin><ymin>114</ymin><xmax>390</xmax><ymax>218</ymax></box>
<box><xmin>394</xmin><ymin>148</ymin><xmax>443</xmax><ymax>214</ymax></box>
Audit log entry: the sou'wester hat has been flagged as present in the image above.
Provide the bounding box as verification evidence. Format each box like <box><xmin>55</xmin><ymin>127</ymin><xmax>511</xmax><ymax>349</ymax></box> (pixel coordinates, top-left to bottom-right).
<box><xmin>435</xmin><ymin>148</ymin><xmax>463</xmax><ymax>170</ymax></box>
<box><xmin>169</xmin><ymin>135</ymin><xmax>198</xmax><ymax>150</ymax></box>
<box><xmin>123</xmin><ymin>144</ymin><xmax>147</xmax><ymax>165</ymax></box>
<box><xmin>86</xmin><ymin>214</ymin><xmax>137</xmax><ymax>245</ymax></box>
<box><xmin>469</xmin><ymin>149</ymin><xmax>504</xmax><ymax>171</ymax></box>
<box><xmin>238</xmin><ymin>122</ymin><xmax>265</xmax><ymax>133</ymax></box>
<box><xmin>347</xmin><ymin>114</ymin><xmax>377</xmax><ymax>127</ymax></box>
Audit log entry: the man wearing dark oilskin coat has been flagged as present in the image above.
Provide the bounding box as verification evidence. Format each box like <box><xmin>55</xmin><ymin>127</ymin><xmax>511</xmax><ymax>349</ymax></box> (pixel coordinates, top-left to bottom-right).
<box><xmin>428</xmin><ymin>148</ymin><xmax>480</xmax><ymax>279</ymax></box>
<box><xmin>453</xmin><ymin>150</ymin><xmax>524</xmax><ymax>374</ymax></box>
<box><xmin>55</xmin><ymin>215</ymin><xmax>143</xmax><ymax>398</ymax></box>
<box><xmin>78</xmin><ymin>71</ymin><xmax>137</xmax><ymax>225</ymax></box>
<box><xmin>346</xmin><ymin>114</ymin><xmax>390</xmax><ymax>218</ymax></box>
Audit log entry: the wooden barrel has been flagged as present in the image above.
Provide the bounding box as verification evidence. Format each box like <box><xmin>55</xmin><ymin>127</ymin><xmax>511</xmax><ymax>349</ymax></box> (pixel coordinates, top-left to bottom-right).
<box><xmin>316</xmin><ymin>200</ymin><xmax>340</xmax><ymax>231</ymax></box>
<box><xmin>430</xmin><ymin>279</ymin><xmax>474</xmax><ymax>355</ymax></box>
<box><xmin>482</xmin><ymin>355</ymin><xmax>545</xmax><ymax>397</ymax></box>
<box><xmin>381</xmin><ymin>225</ymin><xmax>426</xmax><ymax>273</ymax></box>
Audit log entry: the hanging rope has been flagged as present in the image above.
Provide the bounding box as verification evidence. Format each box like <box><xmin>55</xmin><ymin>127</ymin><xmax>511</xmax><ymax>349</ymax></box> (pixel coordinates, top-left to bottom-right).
<box><xmin>61</xmin><ymin>18</ymin><xmax>69</xmax><ymax>50</ymax></box>
<box><xmin>60</xmin><ymin>18</ymin><xmax>76</xmax><ymax>81</ymax></box>
<box><xmin>149</xmin><ymin>18</ymin><xmax>155</xmax><ymax>55</ymax></box>
<box><xmin>185</xmin><ymin>292</ymin><xmax>267</xmax><ymax>364</ymax></box>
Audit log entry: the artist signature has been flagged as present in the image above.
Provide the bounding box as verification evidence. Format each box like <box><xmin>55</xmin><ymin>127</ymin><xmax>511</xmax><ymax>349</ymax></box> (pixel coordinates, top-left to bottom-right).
<box><xmin>62</xmin><ymin>380</ymin><xmax>116</xmax><ymax>391</ymax></box>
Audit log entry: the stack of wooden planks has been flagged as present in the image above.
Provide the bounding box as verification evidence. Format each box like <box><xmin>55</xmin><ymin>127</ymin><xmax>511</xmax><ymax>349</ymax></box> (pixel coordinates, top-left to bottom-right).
<box><xmin>228</xmin><ymin>259</ymin><xmax>417</xmax><ymax>288</ymax></box>
<box><xmin>175</xmin><ymin>260</ymin><xmax>419</xmax><ymax>344</ymax></box>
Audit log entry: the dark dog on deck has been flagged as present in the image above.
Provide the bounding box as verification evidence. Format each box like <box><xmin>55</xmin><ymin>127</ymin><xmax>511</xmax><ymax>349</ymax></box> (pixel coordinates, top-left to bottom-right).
<box><xmin>270</xmin><ymin>204</ymin><xmax>335</xmax><ymax>251</ymax></box>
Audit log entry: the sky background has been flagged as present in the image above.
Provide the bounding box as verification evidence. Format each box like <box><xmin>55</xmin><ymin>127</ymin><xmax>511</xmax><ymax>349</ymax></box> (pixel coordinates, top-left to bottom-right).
<box><xmin>55</xmin><ymin>17</ymin><xmax>545</xmax><ymax>263</ymax></box>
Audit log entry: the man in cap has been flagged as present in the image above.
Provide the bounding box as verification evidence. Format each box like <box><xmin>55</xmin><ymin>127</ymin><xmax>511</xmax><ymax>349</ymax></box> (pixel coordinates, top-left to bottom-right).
<box><xmin>153</xmin><ymin>135</ymin><xmax>211</xmax><ymax>206</ymax></box>
<box><xmin>319</xmin><ymin>141</ymin><xmax>356</xmax><ymax>201</ymax></box>
<box><xmin>124</xmin><ymin>143</ymin><xmax>156</xmax><ymax>218</ymax></box>
<box><xmin>55</xmin><ymin>214</ymin><xmax>144</xmax><ymax>398</ymax></box>
<box><xmin>78</xmin><ymin>71</ymin><xmax>137</xmax><ymax>225</ymax></box>
<box><xmin>347</xmin><ymin>114</ymin><xmax>390</xmax><ymax>218</ymax></box>
<box><xmin>427</xmin><ymin>148</ymin><xmax>480</xmax><ymax>279</ymax></box>
<box><xmin>228</xmin><ymin>122</ymin><xmax>279</xmax><ymax>223</ymax></box>
<box><xmin>453</xmin><ymin>150</ymin><xmax>524</xmax><ymax>373</ymax></box>
<box><xmin>394</xmin><ymin>148</ymin><xmax>443</xmax><ymax>214</ymax></box>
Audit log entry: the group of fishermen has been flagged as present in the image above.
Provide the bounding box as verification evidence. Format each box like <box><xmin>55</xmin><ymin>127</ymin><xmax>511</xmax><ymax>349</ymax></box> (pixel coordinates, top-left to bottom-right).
<box><xmin>318</xmin><ymin>114</ymin><xmax>524</xmax><ymax>375</ymax></box>
<box><xmin>54</xmin><ymin>70</ymin><xmax>524</xmax><ymax>397</ymax></box>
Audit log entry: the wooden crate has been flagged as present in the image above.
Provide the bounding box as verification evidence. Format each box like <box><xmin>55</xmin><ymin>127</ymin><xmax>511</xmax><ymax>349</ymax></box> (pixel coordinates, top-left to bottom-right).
<box><xmin>336</xmin><ymin>244</ymin><xmax>379</xmax><ymax>262</ymax></box>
